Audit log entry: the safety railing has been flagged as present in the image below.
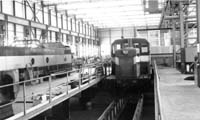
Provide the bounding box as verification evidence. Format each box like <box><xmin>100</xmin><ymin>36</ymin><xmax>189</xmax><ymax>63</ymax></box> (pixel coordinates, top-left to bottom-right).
<box><xmin>0</xmin><ymin>61</ymin><xmax>111</xmax><ymax>120</ymax></box>
<box><xmin>154</xmin><ymin>61</ymin><xmax>163</xmax><ymax>120</ymax></box>
<box><xmin>97</xmin><ymin>99</ymin><xmax>126</xmax><ymax>120</ymax></box>
<box><xmin>132</xmin><ymin>95</ymin><xmax>144</xmax><ymax>120</ymax></box>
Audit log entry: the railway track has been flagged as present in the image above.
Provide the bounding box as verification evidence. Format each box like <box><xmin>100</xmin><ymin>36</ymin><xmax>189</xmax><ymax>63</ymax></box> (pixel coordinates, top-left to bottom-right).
<box><xmin>97</xmin><ymin>80</ymin><xmax>154</xmax><ymax>120</ymax></box>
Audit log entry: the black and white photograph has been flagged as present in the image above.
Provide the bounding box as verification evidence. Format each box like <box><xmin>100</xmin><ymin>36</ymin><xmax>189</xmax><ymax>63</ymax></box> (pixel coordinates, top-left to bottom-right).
<box><xmin>0</xmin><ymin>0</ymin><xmax>198</xmax><ymax>120</ymax></box>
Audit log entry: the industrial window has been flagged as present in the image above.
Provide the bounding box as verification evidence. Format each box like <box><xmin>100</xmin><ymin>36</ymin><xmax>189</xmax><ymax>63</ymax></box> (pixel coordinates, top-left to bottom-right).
<box><xmin>6</xmin><ymin>23</ymin><xmax>15</xmax><ymax>46</ymax></box>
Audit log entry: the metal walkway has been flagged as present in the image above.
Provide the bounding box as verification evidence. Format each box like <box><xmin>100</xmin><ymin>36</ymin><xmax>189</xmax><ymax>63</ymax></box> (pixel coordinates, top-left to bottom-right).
<box><xmin>0</xmin><ymin>62</ymin><xmax>111</xmax><ymax>120</ymax></box>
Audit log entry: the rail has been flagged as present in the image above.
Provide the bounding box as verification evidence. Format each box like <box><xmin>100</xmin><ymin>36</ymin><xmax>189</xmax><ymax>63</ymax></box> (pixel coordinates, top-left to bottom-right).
<box><xmin>97</xmin><ymin>99</ymin><xmax>126</xmax><ymax>120</ymax></box>
<box><xmin>154</xmin><ymin>61</ymin><xmax>163</xmax><ymax>120</ymax></box>
<box><xmin>0</xmin><ymin>61</ymin><xmax>111</xmax><ymax>120</ymax></box>
<box><xmin>132</xmin><ymin>95</ymin><xmax>144</xmax><ymax>120</ymax></box>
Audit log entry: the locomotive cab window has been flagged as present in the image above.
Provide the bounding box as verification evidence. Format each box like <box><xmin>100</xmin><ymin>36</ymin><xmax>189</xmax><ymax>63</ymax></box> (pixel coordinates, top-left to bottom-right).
<box><xmin>122</xmin><ymin>43</ymin><xmax>129</xmax><ymax>49</ymax></box>
<box><xmin>116</xmin><ymin>44</ymin><xmax>121</xmax><ymax>50</ymax></box>
<box><xmin>133</xmin><ymin>43</ymin><xmax>139</xmax><ymax>48</ymax></box>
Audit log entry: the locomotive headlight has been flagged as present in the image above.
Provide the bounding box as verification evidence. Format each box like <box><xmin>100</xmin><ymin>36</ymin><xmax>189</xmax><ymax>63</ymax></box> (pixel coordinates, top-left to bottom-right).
<box><xmin>122</xmin><ymin>50</ymin><xmax>128</xmax><ymax>54</ymax></box>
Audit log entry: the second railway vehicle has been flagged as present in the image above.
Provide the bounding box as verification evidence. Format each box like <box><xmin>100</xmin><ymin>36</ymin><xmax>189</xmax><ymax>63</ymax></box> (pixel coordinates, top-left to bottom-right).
<box><xmin>0</xmin><ymin>39</ymin><xmax>72</xmax><ymax>119</ymax></box>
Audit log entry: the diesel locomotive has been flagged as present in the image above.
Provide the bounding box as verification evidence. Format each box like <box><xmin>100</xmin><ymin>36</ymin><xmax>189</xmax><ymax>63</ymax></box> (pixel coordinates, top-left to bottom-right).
<box><xmin>0</xmin><ymin>39</ymin><xmax>72</xmax><ymax>119</ymax></box>
<box><xmin>111</xmin><ymin>38</ymin><xmax>152</xmax><ymax>86</ymax></box>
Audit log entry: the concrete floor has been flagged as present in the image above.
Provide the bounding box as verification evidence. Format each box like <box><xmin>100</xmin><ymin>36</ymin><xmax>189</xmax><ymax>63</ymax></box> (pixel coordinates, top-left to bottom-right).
<box><xmin>158</xmin><ymin>66</ymin><xmax>200</xmax><ymax>120</ymax></box>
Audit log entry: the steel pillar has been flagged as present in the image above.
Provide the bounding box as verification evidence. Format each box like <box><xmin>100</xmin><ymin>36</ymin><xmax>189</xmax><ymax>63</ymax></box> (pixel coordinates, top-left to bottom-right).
<box><xmin>134</xmin><ymin>26</ymin><xmax>137</xmax><ymax>38</ymax></box>
<box><xmin>109</xmin><ymin>29</ymin><xmax>112</xmax><ymax>55</ymax></box>
<box><xmin>195</xmin><ymin>0</ymin><xmax>200</xmax><ymax>87</ymax></box>
<box><xmin>185</xmin><ymin>22</ymin><xmax>189</xmax><ymax>47</ymax></box>
<box><xmin>64</xmin><ymin>99</ymin><xmax>70</xmax><ymax>120</ymax></box>
<box><xmin>121</xmin><ymin>28</ymin><xmax>124</xmax><ymax>38</ymax></box>
<box><xmin>172</xmin><ymin>20</ymin><xmax>176</xmax><ymax>68</ymax></box>
<box><xmin>179</xmin><ymin>2</ymin><xmax>185</xmax><ymax>73</ymax></box>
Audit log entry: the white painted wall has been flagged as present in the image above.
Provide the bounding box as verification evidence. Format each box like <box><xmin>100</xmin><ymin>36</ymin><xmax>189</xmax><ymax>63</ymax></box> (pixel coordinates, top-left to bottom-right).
<box><xmin>98</xmin><ymin>28</ymin><xmax>172</xmax><ymax>57</ymax></box>
<box><xmin>98</xmin><ymin>27</ymin><xmax>136</xmax><ymax>57</ymax></box>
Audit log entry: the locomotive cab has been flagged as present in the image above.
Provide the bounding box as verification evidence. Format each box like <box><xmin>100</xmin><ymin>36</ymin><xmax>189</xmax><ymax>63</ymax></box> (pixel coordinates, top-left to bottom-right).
<box><xmin>115</xmin><ymin>47</ymin><xmax>140</xmax><ymax>80</ymax></box>
<box><xmin>111</xmin><ymin>39</ymin><xmax>141</xmax><ymax>84</ymax></box>
<box><xmin>111</xmin><ymin>38</ymin><xmax>151</xmax><ymax>85</ymax></box>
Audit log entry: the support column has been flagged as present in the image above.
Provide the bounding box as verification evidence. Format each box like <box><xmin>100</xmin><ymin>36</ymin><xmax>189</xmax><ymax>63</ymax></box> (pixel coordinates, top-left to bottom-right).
<box><xmin>64</xmin><ymin>99</ymin><xmax>70</xmax><ymax>120</ymax></box>
<box><xmin>0</xmin><ymin>0</ymin><xmax>2</xmax><ymax>12</ymax></box>
<box><xmin>33</xmin><ymin>3</ymin><xmax>36</xmax><ymax>22</ymax></box>
<box><xmin>13</xmin><ymin>1</ymin><xmax>16</xmax><ymax>16</ymax></box>
<box><xmin>195</xmin><ymin>0</ymin><xmax>200</xmax><ymax>87</ymax></box>
<box><xmin>121</xmin><ymin>28</ymin><xmax>124</xmax><ymax>38</ymax></box>
<box><xmin>109</xmin><ymin>29</ymin><xmax>112</xmax><ymax>55</ymax></box>
<box><xmin>55</xmin><ymin>6</ymin><xmax>58</xmax><ymax>27</ymax></box>
<box><xmin>48</xmin><ymin>9</ymin><xmax>51</xmax><ymax>26</ymax></box>
<box><xmin>133</xmin><ymin>26</ymin><xmax>137</xmax><ymax>38</ymax></box>
<box><xmin>74</xmin><ymin>17</ymin><xmax>77</xmax><ymax>32</ymax></box>
<box><xmin>185</xmin><ymin>22</ymin><xmax>189</xmax><ymax>47</ymax></box>
<box><xmin>172</xmin><ymin>20</ymin><xmax>176</xmax><ymax>68</ymax></box>
<box><xmin>41</xmin><ymin>1</ymin><xmax>44</xmax><ymax>24</ymax></box>
<box><xmin>179</xmin><ymin>2</ymin><xmax>185</xmax><ymax>73</ymax></box>
<box><xmin>65</xmin><ymin>11</ymin><xmax>68</xmax><ymax>30</ymax></box>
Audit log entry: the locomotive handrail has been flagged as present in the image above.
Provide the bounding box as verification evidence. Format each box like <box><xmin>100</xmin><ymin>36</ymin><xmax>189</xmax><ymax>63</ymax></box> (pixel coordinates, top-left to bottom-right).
<box><xmin>0</xmin><ymin>61</ymin><xmax>111</xmax><ymax>120</ymax></box>
<box><xmin>154</xmin><ymin>61</ymin><xmax>164</xmax><ymax>120</ymax></box>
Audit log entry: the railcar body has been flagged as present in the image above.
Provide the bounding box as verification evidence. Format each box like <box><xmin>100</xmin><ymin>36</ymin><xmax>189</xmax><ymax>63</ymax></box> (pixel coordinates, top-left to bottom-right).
<box><xmin>0</xmin><ymin>39</ymin><xmax>72</xmax><ymax>119</ymax></box>
<box><xmin>111</xmin><ymin>38</ymin><xmax>151</xmax><ymax>85</ymax></box>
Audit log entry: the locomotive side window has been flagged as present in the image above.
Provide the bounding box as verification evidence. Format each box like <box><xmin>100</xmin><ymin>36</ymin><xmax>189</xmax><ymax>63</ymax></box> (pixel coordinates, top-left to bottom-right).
<box><xmin>112</xmin><ymin>44</ymin><xmax>121</xmax><ymax>56</ymax></box>
<box><xmin>141</xmin><ymin>47</ymin><xmax>148</xmax><ymax>53</ymax></box>
<box><xmin>141</xmin><ymin>43</ymin><xmax>149</xmax><ymax>53</ymax></box>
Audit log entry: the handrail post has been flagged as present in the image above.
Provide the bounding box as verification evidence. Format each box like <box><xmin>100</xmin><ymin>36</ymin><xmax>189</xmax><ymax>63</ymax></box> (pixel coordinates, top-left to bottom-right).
<box><xmin>95</xmin><ymin>65</ymin><xmax>98</xmax><ymax>79</ymax></box>
<box><xmin>49</xmin><ymin>75</ymin><xmax>52</xmax><ymax>103</ymax></box>
<box><xmin>23</xmin><ymin>82</ymin><xmax>26</xmax><ymax>115</ymax></box>
<box><xmin>108</xmin><ymin>63</ymin><xmax>110</xmax><ymax>75</ymax></box>
<box><xmin>79</xmin><ymin>68</ymin><xmax>81</xmax><ymax>89</ymax></box>
<box><xmin>66</xmin><ymin>72</ymin><xmax>69</xmax><ymax>94</ymax></box>
<box><xmin>88</xmin><ymin>66</ymin><xmax>91</xmax><ymax>84</ymax></box>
